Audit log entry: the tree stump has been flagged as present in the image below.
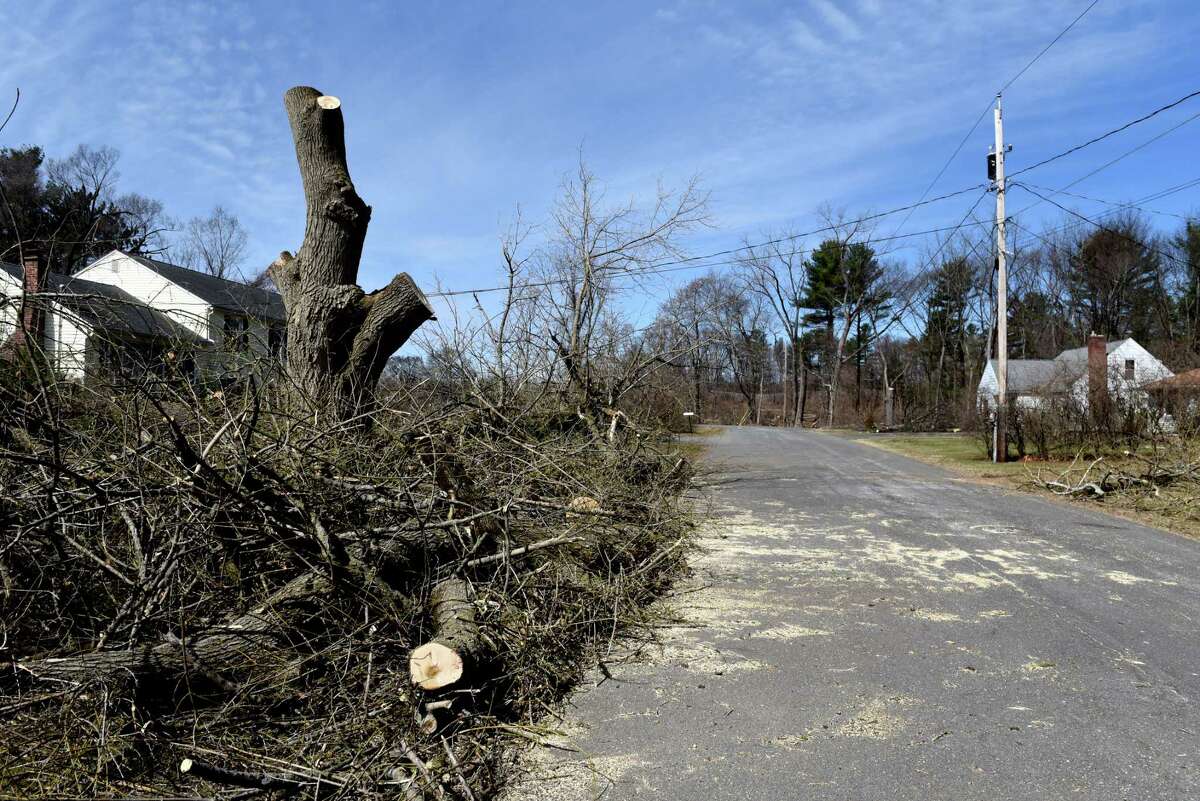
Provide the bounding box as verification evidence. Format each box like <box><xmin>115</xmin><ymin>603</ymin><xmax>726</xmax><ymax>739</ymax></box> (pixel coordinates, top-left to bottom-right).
<box><xmin>270</xmin><ymin>86</ymin><xmax>434</xmax><ymax>417</ymax></box>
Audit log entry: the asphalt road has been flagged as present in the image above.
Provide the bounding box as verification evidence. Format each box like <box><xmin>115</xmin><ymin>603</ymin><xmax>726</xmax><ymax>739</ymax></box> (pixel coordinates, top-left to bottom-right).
<box><xmin>505</xmin><ymin>426</ymin><xmax>1200</xmax><ymax>801</ymax></box>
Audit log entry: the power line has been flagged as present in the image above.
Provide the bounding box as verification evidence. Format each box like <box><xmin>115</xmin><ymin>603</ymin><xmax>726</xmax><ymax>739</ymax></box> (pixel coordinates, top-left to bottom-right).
<box><xmin>1138</xmin><ymin>176</ymin><xmax>1200</xmax><ymax>205</ymax></box>
<box><xmin>1009</xmin><ymin>88</ymin><xmax>1200</xmax><ymax>179</ymax></box>
<box><xmin>1011</xmin><ymin>181</ymin><xmax>1191</xmax><ymax>268</ymax></box>
<box><xmin>431</xmin><ymin>83</ymin><xmax>1196</xmax><ymax>304</ymax></box>
<box><xmin>1008</xmin><ymin>106</ymin><xmax>1200</xmax><ymax>219</ymax></box>
<box><xmin>999</xmin><ymin>0</ymin><xmax>1102</xmax><ymax>94</ymax></box>
<box><xmin>1004</xmin><ymin>176</ymin><xmax>1200</xmax><ymax>248</ymax></box>
<box><xmin>1016</xmin><ymin>180</ymin><xmax>1194</xmax><ymax>221</ymax></box>
<box><xmin>427</xmin><ymin>186</ymin><xmax>991</xmax><ymax>298</ymax></box>
<box><xmin>604</xmin><ymin>191</ymin><xmax>996</xmax><ymax>353</ymax></box>
<box><xmin>887</xmin><ymin>0</ymin><xmax>1102</xmax><ymax>239</ymax></box>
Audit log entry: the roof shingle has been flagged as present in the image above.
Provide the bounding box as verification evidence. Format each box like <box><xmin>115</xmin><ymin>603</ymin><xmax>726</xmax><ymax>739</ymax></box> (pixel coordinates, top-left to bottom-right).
<box><xmin>1</xmin><ymin>262</ymin><xmax>208</xmax><ymax>344</ymax></box>
<box><xmin>131</xmin><ymin>256</ymin><xmax>285</xmax><ymax>321</ymax></box>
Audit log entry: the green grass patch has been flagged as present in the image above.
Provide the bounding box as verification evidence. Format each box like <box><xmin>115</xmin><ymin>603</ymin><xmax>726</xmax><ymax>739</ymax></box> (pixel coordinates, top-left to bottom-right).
<box><xmin>850</xmin><ymin>432</ymin><xmax>1042</xmax><ymax>480</ymax></box>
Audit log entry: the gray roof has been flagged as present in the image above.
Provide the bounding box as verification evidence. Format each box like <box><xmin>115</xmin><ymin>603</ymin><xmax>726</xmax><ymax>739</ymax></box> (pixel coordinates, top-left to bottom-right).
<box><xmin>987</xmin><ymin>359</ymin><xmax>1065</xmax><ymax>394</ymax></box>
<box><xmin>987</xmin><ymin>339</ymin><xmax>1136</xmax><ymax>395</ymax></box>
<box><xmin>132</xmin><ymin>255</ymin><xmax>286</xmax><ymax>321</ymax></box>
<box><xmin>1052</xmin><ymin>339</ymin><xmax>1129</xmax><ymax>374</ymax></box>
<box><xmin>1</xmin><ymin>262</ymin><xmax>208</xmax><ymax>344</ymax></box>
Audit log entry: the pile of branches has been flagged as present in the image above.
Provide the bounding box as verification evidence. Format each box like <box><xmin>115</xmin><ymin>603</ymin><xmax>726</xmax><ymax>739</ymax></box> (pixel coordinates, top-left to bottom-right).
<box><xmin>1027</xmin><ymin>448</ymin><xmax>1200</xmax><ymax>500</ymax></box>
<box><xmin>0</xmin><ymin>369</ymin><xmax>693</xmax><ymax>799</ymax></box>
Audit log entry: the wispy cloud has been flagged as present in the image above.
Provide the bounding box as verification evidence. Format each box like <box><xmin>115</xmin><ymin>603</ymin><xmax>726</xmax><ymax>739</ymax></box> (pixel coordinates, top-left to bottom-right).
<box><xmin>811</xmin><ymin>0</ymin><xmax>862</xmax><ymax>41</ymax></box>
<box><xmin>0</xmin><ymin>0</ymin><xmax>1194</xmax><ymax>302</ymax></box>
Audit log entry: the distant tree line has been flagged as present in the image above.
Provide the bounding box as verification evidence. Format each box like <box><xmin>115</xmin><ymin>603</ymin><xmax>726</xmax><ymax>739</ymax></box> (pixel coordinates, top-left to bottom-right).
<box><xmin>0</xmin><ymin>144</ymin><xmax>254</xmax><ymax>281</ymax></box>
<box><xmin>400</xmin><ymin>158</ymin><xmax>1198</xmax><ymax>432</ymax></box>
<box><xmin>638</xmin><ymin>207</ymin><xmax>1199</xmax><ymax>429</ymax></box>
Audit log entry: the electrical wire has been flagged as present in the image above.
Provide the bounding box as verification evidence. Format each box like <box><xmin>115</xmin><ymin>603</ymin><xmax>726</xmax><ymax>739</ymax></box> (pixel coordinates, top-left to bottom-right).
<box><xmin>1012</xmin><ymin>181</ymin><xmax>1191</xmax><ymax>268</ymax></box>
<box><xmin>431</xmin><ymin>79</ymin><xmax>1195</xmax><ymax>305</ymax></box>
<box><xmin>887</xmin><ymin>0</ymin><xmax>1102</xmax><ymax>239</ymax></box>
<box><xmin>1016</xmin><ymin>180</ymin><xmax>1193</xmax><ymax>221</ymax></box>
<box><xmin>1008</xmin><ymin>107</ymin><xmax>1200</xmax><ymax>219</ymax></box>
<box><xmin>1009</xmin><ymin>89</ymin><xmax>1200</xmax><ymax>179</ymax></box>
<box><xmin>427</xmin><ymin>185</ymin><xmax>991</xmax><ymax>298</ymax></box>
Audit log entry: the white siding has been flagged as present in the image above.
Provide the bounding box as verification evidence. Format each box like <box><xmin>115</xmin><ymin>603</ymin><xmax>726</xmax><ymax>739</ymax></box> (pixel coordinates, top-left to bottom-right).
<box><xmin>977</xmin><ymin>361</ymin><xmax>998</xmax><ymax>405</ymax></box>
<box><xmin>45</xmin><ymin>304</ymin><xmax>92</xmax><ymax>380</ymax></box>
<box><xmin>76</xmin><ymin>251</ymin><xmax>283</xmax><ymax>384</ymax></box>
<box><xmin>1067</xmin><ymin>339</ymin><xmax>1174</xmax><ymax>410</ymax></box>
<box><xmin>976</xmin><ymin>363</ymin><xmax>1047</xmax><ymax>410</ymax></box>
<box><xmin>75</xmin><ymin>251</ymin><xmax>215</xmax><ymax>343</ymax></box>
<box><xmin>1</xmin><ymin>272</ymin><xmax>93</xmax><ymax>379</ymax></box>
<box><xmin>0</xmin><ymin>270</ymin><xmax>19</xmax><ymax>342</ymax></box>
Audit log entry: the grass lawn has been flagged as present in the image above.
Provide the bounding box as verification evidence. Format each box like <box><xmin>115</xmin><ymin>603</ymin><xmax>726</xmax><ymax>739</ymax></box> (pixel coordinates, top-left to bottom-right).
<box><xmin>841</xmin><ymin>430</ymin><xmax>1200</xmax><ymax>540</ymax></box>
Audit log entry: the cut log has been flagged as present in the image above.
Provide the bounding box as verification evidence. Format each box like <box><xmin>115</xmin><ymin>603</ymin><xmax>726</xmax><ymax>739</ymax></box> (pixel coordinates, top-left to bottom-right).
<box><xmin>16</xmin><ymin>570</ymin><xmax>332</xmax><ymax>685</ymax></box>
<box><xmin>410</xmin><ymin>642</ymin><xmax>462</xmax><ymax>691</ymax></box>
<box><xmin>409</xmin><ymin>579</ymin><xmax>482</xmax><ymax>691</ymax></box>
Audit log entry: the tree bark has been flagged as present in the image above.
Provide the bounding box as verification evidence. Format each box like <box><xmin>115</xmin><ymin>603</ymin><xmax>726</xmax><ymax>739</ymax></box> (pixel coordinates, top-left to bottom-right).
<box><xmin>270</xmin><ymin>87</ymin><xmax>434</xmax><ymax>417</ymax></box>
<box><xmin>798</xmin><ymin>360</ymin><xmax>808</xmax><ymax>428</ymax></box>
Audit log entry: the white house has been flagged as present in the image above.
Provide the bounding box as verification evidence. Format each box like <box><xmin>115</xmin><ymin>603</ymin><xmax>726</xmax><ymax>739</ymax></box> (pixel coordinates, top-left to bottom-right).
<box><xmin>977</xmin><ymin>335</ymin><xmax>1174</xmax><ymax>412</ymax></box>
<box><xmin>1</xmin><ymin>249</ymin><xmax>286</xmax><ymax>383</ymax></box>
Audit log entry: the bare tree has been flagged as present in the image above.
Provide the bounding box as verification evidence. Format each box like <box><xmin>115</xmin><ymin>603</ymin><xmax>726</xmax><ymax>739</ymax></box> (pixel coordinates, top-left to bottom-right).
<box><xmin>268</xmin><ymin>87</ymin><xmax>433</xmax><ymax>417</ymax></box>
<box><xmin>740</xmin><ymin>233</ymin><xmax>807</xmax><ymax>425</ymax></box>
<box><xmin>46</xmin><ymin>144</ymin><xmax>120</xmax><ymax>200</ymax></box>
<box><xmin>177</xmin><ymin>205</ymin><xmax>248</xmax><ymax>279</ymax></box>
<box><xmin>533</xmin><ymin>156</ymin><xmax>708</xmax><ymax>418</ymax></box>
<box><xmin>656</xmin><ymin>273</ymin><xmax>724</xmax><ymax>417</ymax></box>
<box><xmin>697</xmin><ymin>274</ymin><xmax>769</xmax><ymax>421</ymax></box>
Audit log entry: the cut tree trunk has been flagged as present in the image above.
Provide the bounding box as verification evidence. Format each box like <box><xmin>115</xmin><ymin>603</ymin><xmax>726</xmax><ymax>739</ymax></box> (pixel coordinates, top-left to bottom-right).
<box><xmin>270</xmin><ymin>86</ymin><xmax>434</xmax><ymax>417</ymax></box>
<box><xmin>15</xmin><ymin>570</ymin><xmax>333</xmax><ymax>685</ymax></box>
<box><xmin>409</xmin><ymin>578</ymin><xmax>483</xmax><ymax>691</ymax></box>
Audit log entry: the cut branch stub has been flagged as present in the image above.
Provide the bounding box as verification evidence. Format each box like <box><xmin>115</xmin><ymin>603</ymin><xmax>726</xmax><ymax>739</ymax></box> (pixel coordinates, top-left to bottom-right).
<box><xmin>409</xmin><ymin>578</ymin><xmax>483</xmax><ymax>691</ymax></box>
<box><xmin>409</xmin><ymin>642</ymin><xmax>463</xmax><ymax>691</ymax></box>
<box><xmin>272</xmin><ymin>86</ymin><xmax>434</xmax><ymax>416</ymax></box>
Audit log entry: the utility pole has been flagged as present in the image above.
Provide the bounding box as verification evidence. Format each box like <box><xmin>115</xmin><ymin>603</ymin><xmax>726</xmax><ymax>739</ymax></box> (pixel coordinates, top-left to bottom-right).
<box><xmin>777</xmin><ymin>340</ymin><xmax>787</xmax><ymax>424</ymax></box>
<box><xmin>756</xmin><ymin>367</ymin><xmax>764</xmax><ymax>426</ymax></box>
<box><xmin>991</xmin><ymin>93</ymin><xmax>1010</xmax><ymax>463</ymax></box>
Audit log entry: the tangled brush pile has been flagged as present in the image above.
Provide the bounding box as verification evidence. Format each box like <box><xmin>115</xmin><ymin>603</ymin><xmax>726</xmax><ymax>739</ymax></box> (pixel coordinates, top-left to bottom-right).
<box><xmin>0</xmin><ymin>371</ymin><xmax>694</xmax><ymax>799</ymax></box>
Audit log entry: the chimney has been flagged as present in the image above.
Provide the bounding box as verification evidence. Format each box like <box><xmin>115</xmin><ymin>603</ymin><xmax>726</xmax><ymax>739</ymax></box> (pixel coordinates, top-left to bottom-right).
<box><xmin>1088</xmin><ymin>332</ymin><xmax>1108</xmax><ymax>421</ymax></box>
<box><xmin>6</xmin><ymin>247</ymin><xmax>47</xmax><ymax>353</ymax></box>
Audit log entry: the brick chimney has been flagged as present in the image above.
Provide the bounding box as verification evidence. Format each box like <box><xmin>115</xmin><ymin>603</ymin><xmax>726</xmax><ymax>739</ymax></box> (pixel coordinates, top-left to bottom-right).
<box><xmin>5</xmin><ymin>247</ymin><xmax>47</xmax><ymax>353</ymax></box>
<box><xmin>1087</xmin><ymin>332</ymin><xmax>1108</xmax><ymax>422</ymax></box>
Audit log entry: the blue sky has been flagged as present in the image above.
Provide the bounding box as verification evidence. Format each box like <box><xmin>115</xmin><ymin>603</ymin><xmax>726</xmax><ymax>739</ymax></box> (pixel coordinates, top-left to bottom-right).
<box><xmin>3</xmin><ymin>0</ymin><xmax>1198</xmax><ymax>325</ymax></box>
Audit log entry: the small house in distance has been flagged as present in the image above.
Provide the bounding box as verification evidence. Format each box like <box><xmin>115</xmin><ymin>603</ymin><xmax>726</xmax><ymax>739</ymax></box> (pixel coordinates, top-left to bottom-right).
<box><xmin>1144</xmin><ymin>368</ymin><xmax>1200</xmax><ymax>425</ymax></box>
<box><xmin>1</xmin><ymin>254</ymin><xmax>207</xmax><ymax>378</ymax></box>
<box><xmin>1</xmin><ymin>249</ymin><xmax>286</xmax><ymax>383</ymax></box>
<box><xmin>977</xmin><ymin>334</ymin><xmax>1173</xmax><ymax>412</ymax></box>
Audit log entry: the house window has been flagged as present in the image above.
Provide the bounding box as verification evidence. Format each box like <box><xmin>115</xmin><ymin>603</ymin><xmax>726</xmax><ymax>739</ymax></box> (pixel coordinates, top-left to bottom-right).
<box><xmin>268</xmin><ymin>325</ymin><xmax>286</xmax><ymax>358</ymax></box>
<box><xmin>223</xmin><ymin>316</ymin><xmax>248</xmax><ymax>351</ymax></box>
<box><xmin>1124</xmin><ymin>359</ymin><xmax>1135</xmax><ymax>381</ymax></box>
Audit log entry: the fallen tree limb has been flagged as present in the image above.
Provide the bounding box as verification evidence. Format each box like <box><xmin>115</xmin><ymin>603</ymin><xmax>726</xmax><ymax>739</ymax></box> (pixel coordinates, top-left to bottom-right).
<box><xmin>14</xmin><ymin>527</ymin><xmax>456</xmax><ymax>685</ymax></box>
<box><xmin>179</xmin><ymin>757</ymin><xmax>306</xmax><ymax>792</ymax></box>
<box><xmin>463</xmin><ymin>534</ymin><xmax>582</xmax><ymax>568</ymax></box>
<box><xmin>409</xmin><ymin>578</ymin><xmax>482</xmax><ymax>691</ymax></box>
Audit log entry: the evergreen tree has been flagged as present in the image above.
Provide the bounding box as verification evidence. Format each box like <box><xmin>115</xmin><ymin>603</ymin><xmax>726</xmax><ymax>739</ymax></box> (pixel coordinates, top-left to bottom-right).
<box><xmin>0</xmin><ymin>144</ymin><xmax>167</xmax><ymax>272</ymax></box>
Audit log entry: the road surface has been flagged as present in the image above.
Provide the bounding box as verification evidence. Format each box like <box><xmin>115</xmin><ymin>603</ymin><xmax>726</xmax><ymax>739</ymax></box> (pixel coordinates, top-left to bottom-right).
<box><xmin>506</xmin><ymin>426</ymin><xmax>1200</xmax><ymax>800</ymax></box>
